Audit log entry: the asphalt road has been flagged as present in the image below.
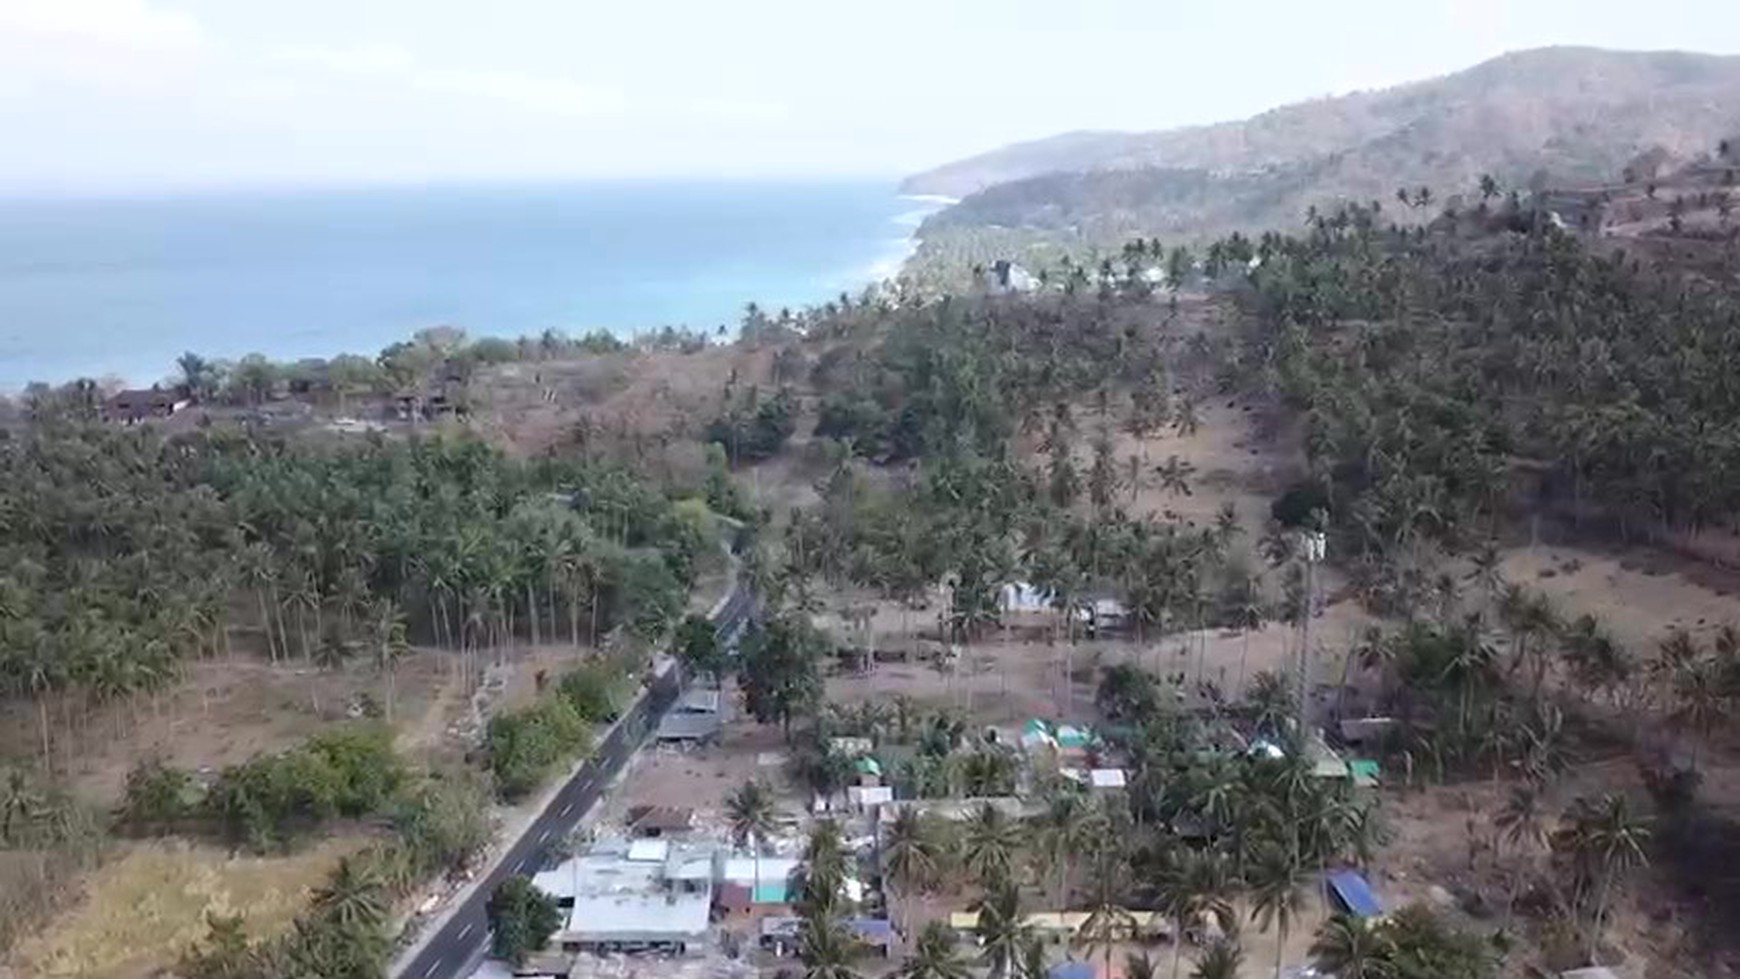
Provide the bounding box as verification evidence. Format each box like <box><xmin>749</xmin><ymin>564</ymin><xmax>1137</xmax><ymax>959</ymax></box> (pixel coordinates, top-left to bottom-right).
<box><xmin>398</xmin><ymin>586</ymin><xmax>754</xmax><ymax>979</ymax></box>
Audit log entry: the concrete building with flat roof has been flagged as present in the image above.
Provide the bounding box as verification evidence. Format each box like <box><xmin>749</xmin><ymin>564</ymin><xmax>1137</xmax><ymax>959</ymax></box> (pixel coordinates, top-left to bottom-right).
<box><xmin>534</xmin><ymin>839</ymin><xmax>715</xmax><ymax>954</ymax></box>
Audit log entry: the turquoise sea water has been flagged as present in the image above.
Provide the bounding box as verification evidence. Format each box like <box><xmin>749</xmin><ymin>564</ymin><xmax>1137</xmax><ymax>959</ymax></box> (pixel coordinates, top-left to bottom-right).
<box><xmin>0</xmin><ymin>180</ymin><xmax>938</xmax><ymax>391</ymax></box>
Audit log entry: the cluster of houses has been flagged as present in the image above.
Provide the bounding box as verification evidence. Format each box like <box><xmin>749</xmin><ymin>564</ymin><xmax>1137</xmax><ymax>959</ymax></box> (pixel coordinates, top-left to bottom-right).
<box><xmin>523</xmin><ymin>803</ymin><xmax>891</xmax><ymax>966</ymax></box>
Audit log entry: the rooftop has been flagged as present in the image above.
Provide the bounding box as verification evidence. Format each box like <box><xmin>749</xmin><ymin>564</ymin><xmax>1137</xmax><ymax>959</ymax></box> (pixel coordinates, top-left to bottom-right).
<box><xmin>656</xmin><ymin>710</ymin><xmax>723</xmax><ymax>742</ymax></box>
<box><xmin>675</xmin><ymin>688</ymin><xmax>722</xmax><ymax>713</ymax></box>
<box><xmin>537</xmin><ymin>841</ymin><xmax>717</xmax><ymax>944</ymax></box>
<box><xmin>760</xmin><ymin>916</ymin><xmax>895</xmax><ymax>948</ymax></box>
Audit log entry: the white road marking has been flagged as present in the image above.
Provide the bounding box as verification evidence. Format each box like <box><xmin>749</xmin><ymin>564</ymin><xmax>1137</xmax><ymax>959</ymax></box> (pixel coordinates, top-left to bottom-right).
<box><xmin>559</xmin><ymin>801</ymin><xmax>574</xmax><ymax>817</ymax></box>
<box><xmin>540</xmin><ymin>828</ymin><xmax>553</xmax><ymax>843</ymax></box>
<box><xmin>458</xmin><ymin>922</ymin><xmax>474</xmax><ymax>940</ymax></box>
<box><xmin>423</xmin><ymin>960</ymin><xmax>439</xmax><ymax>977</ymax></box>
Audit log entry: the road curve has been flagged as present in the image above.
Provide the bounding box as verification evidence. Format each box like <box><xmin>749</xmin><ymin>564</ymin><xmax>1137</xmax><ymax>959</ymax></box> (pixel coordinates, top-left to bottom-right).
<box><xmin>396</xmin><ymin>585</ymin><xmax>754</xmax><ymax>979</ymax></box>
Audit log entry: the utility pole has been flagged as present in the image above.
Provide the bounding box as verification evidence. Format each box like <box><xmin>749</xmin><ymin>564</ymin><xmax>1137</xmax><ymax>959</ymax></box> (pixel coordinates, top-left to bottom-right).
<box><xmin>1297</xmin><ymin>530</ymin><xmax>1326</xmax><ymax>734</ymax></box>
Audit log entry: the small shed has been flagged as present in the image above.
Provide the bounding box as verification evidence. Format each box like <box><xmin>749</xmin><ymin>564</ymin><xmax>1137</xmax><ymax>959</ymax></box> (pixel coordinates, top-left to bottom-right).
<box><xmin>1055</xmin><ymin>725</ymin><xmax>1094</xmax><ymax>750</ymax></box>
<box><xmin>656</xmin><ymin>711</ymin><xmax>722</xmax><ymax>744</ymax></box>
<box><xmin>1349</xmin><ymin>760</ymin><xmax>1381</xmax><ymax>788</ymax></box>
<box><xmin>1326</xmin><ymin>870</ymin><xmax>1384</xmax><ymax>919</ymax></box>
<box><xmin>847</xmin><ymin>785</ymin><xmax>894</xmax><ymax>810</ymax></box>
<box><xmin>830</xmin><ymin>736</ymin><xmax>874</xmax><ymax>757</ymax></box>
<box><xmin>1089</xmin><ymin>769</ymin><xmax>1127</xmax><ymax>790</ymax></box>
<box><xmin>1338</xmin><ymin>717</ymin><xmax>1397</xmax><ymax>745</ymax></box>
<box><xmin>714</xmin><ymin>881</ymin><xmax>754</xmax><ymax>916</ymax></box>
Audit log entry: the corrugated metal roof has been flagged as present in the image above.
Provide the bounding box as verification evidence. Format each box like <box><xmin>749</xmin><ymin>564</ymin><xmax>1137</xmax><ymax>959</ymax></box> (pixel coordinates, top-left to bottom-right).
<box><xmin>1326</xmin><ymin>870</ymin><xmax>1383</xmax><ymax>919</ymax></box>
<box><xmin>656</xmin><ymin>711</ymin><xmax>722</xmax><ymax>741</ymax></box>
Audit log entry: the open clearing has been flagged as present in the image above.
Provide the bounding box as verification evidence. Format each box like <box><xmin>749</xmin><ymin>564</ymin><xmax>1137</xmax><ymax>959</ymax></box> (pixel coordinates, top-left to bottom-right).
<box><xmin>9</xmin><ymin>836</ymin><xmax>370</xmax><ymax>979</ymax></box>
<box><xmin>0</xmin><ymin>649</ymin><xmax>461</xmax><ymax>806</ymax></box>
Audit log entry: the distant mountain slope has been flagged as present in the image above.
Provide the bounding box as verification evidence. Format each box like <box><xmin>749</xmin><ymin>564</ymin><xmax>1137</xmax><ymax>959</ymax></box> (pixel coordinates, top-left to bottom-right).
<box><xmin>903</xmin><ymin>47</ymin><xmax>1740</xmax><ymax>246</ymax></box>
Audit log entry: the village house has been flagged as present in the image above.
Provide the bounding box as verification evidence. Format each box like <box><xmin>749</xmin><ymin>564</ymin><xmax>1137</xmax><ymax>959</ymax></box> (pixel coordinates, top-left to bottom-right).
<box><xmin>102</xmin><ymin>386</ymin><xmax>191</xmax><ymax>424</ymax></box>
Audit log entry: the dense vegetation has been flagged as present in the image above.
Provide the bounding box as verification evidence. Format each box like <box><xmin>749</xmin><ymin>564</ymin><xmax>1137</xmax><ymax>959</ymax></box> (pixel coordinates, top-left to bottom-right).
<box><xmin>486</xmin><ymin>875</ymin><xmax>564</xmax><ymax>966</ymax></box>
<box><xmin>170</xmin><ymin>735</ymin><xmax>495</xmax><ymax>979</ymax></box>
<box><xmin>12</xmin><ymin>324</ymin><xmax>714</xmax><ymax>420</ymax></box>
<box><xmin>689</xmin><ymin>176</ymin><xmax>1740</xmax><ymax>973</ymax></box>
<box><xmin>0</xmin><ymin>412</ymin><xmax>710</xmax><ymax>965</ymax></box>
<box><xmin>0</xmin><ymin>424</ymin><xmax>701</xmax><ymax>775</ymax></box>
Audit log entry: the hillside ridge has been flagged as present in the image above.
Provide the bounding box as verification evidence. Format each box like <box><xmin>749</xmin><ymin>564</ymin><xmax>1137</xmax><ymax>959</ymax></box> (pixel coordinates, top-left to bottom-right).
<box><xmin>902</xmin><ymin>46</ymin><xmax>1740</xmax><ymax>237</ymax></box>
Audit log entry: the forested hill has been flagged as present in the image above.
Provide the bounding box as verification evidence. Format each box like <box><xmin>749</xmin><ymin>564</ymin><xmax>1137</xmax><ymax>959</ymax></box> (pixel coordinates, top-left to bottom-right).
<box><xmin>902</xmin><ymin>47</ymin><xmax>1740</xmax><ymax>247</ymax></box>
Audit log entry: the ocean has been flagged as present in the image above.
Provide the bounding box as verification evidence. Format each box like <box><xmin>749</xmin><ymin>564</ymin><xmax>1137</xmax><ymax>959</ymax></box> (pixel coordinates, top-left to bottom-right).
<box><xmin>0</xmin><ymin>180</ymin><xmax>944</xmax><ymax>391</ymax></box>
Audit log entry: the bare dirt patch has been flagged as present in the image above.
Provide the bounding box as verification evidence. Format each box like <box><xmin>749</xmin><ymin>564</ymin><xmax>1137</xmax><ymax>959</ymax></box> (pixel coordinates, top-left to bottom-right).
<box><xmin>1500</xmin><ymin>545</ymin><xmax>1740</xmax><ymax>653</ymax></box>
<box><xmin>470</xmin><ymin>345</ymin><xmax>776</xmax><ymax>465</ymax></box>
<box><xmin>0</xmin><ymin>651</ymin><xmax>461</xmax><ymax>806</ymax></box>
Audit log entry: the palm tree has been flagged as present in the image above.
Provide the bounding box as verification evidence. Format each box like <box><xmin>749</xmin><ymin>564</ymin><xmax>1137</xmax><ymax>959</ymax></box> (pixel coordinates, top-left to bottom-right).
<box><xmin>1308</xmin><ymin>914</ymin><xmax>1393</xmax><ymax>979</ymax></box>
<box><xmin>1015</xmin><ymin>935</ymin><xmax>1050</xmax><ymax>979</ymax></box>
<box><xmin>1029</xmin><ymin>783</ymin><xmax>1089</xmax><ymax>901</ymax></box>
<box><xmin>799</xmin><ymin>911</ymin><xmax>866</xmax><ymax>979</ymax></box>
<box><xmin>367</xmin><ymin>598</ymin><xmax>409</xmax><ymax>722</ymax></box>
<box><xmin>310</xmin><ymin>856</ymin><xmax>387</xmax><ymax>931</ymax></box>
<box><xmin>1159</xmin><ymin>849</ymin><xmax>1238</xmax><ymax>979</ymax></box>
<box><xmin>1669</xmin><ymin>654</ymin><xmax>1724</xmax><ymax>771</ymax></box>
<box><xmin>898</xmin><ymin>921</ymin><xmax>972</xmax><ymax>979</ymax></box>
<box><xmin>1498</xmin><ymin>585</ymin><xmax>1560</xmax><ymax>698</ymax></box>
<box><xmin>1155</xmin><ymin>455</ymin><xmax>1198</xmax><ymax>497</ymax></box>
<box><xmin>1126</xmin><ymin>952</ymin><xmax>1160</xmax><ymax>979</ymax></box>
<box><xmin>1247</xmin><ymin>844</ymin><xmax>1310</xmax><ymax>979</ymax></box>
<box><xmin>883</xmin><ymin>808</ymin><xmax>943</xmax><ymax>941</ymax></box>
<box><xmin>1190</xmin><ymin>940</ymin><xmax>1244</xmax><ymax>979</ymax></box>
<box><xmin>962</xmin><ymin>802</ymin><xmax>1023</xmax><ymax>888</ymax></box>
<box><xmin>0</xmin><ymin>769</ymin><xmax>43</xmax><ymax>845</ymax></box>
<box><xmin>1553</xmin><ymin>793</ymin><xmax>1651</xmax><ymax>963</ymax></box>
<box><xmin>1494</xmin><ymin>783</ymin><xmax>1547</xmax><ymax>918</ymax></box>
<box><xmin>727</xmin><ymin>779</ymin><xmax>778</xmax><ymax>897</ymax></box>
<box><xmin>973</xmin><ymin>882</ymin><xmax>1034</xmax><ymax>979</ymax></box>
<box><xmin>799</xmin><ymin>819</ymin><xmax>852</xmax><ymax>919</ymax></box>
<box><xmin>1076</xmin><ymin>844</ymin><xmax>1136</xmax><ymax>979</ymax></box>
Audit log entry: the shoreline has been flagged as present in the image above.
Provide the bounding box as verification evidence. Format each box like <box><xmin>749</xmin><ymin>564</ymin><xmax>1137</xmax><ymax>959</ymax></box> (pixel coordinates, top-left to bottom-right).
<box><xmin>3</xmin><ymin>184</ymin><xmax>953</xmax><ymax>391</ymax></box>
<box><xmin>868</xmin><ymin>194</ymin><xmax>958</xmax><ymax>283</ymax></box>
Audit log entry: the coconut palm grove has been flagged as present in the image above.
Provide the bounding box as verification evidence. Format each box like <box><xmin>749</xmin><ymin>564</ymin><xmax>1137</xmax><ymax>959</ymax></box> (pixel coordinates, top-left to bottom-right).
<box><xmin>5</xmin><ymin>170</ymin><xmax>1740</xmax><ymax>979</ymax></box>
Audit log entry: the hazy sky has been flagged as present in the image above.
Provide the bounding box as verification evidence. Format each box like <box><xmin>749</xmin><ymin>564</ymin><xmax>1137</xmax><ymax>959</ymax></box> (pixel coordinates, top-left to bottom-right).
<box><xmin>4</xmin><ymin>0</ymin><xmax>1739</xmax><ymax>193</ymax></box>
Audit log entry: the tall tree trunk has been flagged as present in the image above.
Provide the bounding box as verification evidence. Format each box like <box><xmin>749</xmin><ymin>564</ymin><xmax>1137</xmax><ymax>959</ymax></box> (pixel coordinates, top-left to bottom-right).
<box><xmin>1588</xmin><ymin>871</ymin><xmax>1612</xmax><ymax>965</ymax></box>
<box><xmin>36</xmin><ymin>696</ymin><xmax>51</xmax><ymax>769</ymax></box>
<box><xmin>527</xmin><ymin>583</ymin><xmax>540</xmax><ymax>646</ymax></box>
<box><xmin>257</xmin><ymin>590</ymin><xmax>277</xmax><ymax>663</ymax></box>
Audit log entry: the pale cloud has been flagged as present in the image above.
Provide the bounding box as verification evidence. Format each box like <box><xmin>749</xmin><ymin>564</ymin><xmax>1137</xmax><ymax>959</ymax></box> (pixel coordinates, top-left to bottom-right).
<box><xmin>0</xmin><ymin>0</ymin><xmax>205</xmax><ymax>51</ymax></box>
<box><xmin>276</xmin><ymin>42</ymin><xmax>625</xmax><ymax>116</ymax></box>
<box><xmin>689</xmin><ymin>96</ymin><xmax>790</xmax><ymax>124</ymax></box>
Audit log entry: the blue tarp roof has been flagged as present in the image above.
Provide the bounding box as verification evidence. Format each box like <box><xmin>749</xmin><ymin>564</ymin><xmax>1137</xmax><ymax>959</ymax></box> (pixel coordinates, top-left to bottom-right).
<box><xmin>1050</xmin><ymin>962</ymin><xmax>1096</xmax><ymax>979</ymax></box>
<box><xmin>1326</xmin><ymin>870</ymin><xmax>1383</xmax><ymax>918</ymax></box>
